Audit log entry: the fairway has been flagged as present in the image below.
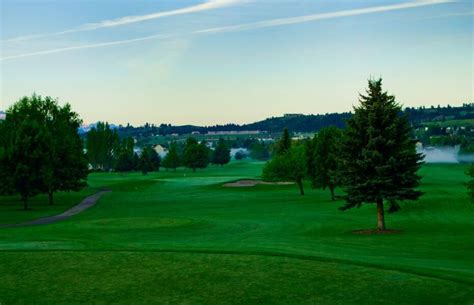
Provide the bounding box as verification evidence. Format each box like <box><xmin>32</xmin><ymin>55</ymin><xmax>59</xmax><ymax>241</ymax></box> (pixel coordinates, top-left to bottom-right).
<box><xmin>1</xmin><ymin>162</ymin><xmax>473</xmax><ymax>304</ymax></box>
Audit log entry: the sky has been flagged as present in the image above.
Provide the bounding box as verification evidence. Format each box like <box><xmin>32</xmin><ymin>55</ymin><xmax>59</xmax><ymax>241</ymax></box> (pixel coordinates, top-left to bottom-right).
<box><xmin>0</xmin><ymin>0</ymin><xmax>472</xmax><ymax>126</ymax></box>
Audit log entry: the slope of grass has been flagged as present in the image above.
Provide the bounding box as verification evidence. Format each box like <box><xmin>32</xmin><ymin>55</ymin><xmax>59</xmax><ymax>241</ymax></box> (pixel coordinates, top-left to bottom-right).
<box><xmin>0</xmin><ymin>162</ymin><xmax>473</xmax><ymax>304</ymax></box>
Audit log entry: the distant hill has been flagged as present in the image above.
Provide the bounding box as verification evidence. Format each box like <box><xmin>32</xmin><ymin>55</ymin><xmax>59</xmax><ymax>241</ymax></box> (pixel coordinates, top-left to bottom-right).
<box><xmin>81</xmin><ymin>103</ymin><xmax>474</xmax><ymax>137</ymax></box>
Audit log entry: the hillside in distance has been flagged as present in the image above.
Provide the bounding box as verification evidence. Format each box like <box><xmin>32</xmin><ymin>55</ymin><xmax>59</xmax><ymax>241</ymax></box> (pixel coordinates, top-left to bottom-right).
<box><xmin>112</xmin><ymin>103</ymin><xmax>474</xmax><ymax>138</ymax></box>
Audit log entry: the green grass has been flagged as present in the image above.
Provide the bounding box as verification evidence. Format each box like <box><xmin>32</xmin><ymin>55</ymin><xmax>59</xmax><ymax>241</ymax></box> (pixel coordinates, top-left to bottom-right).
<box><xmin>0</xmin><ymin>162</ymin><xmax>473</xmax><ymax>304</ymax></box>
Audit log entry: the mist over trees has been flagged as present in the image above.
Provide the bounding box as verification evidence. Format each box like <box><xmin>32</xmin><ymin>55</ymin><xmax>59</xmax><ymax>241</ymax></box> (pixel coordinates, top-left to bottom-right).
<box><xmin>0</xmin><ymin>95</ymin><xmax>88</xmax><ymax>209</ymax></box>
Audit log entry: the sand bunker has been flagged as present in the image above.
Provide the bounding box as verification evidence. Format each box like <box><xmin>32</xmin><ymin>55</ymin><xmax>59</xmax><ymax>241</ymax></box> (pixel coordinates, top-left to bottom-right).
<box><xmin>223</xmin><ymin>180</ymin><xmax>294</xmax><ymax>187</ymax></box>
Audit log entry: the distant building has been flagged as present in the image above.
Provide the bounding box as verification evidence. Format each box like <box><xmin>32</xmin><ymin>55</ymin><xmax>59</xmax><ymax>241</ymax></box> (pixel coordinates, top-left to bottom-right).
<box><xmin>153</xmin><ymin>144</ymin><xmax>168</xmax><ymax>157</ymax></box>
<box><xmin>207</xmin><ymin>130</ymin><xmax>263</xmax><ymax>135</ymax></box>
<box><xmin>0</xmin><ymin>111</ymin><xmax>5</xmax><ymax>120</ymax></box>
<box><xmin>191</xmin><ymin>131</ymin><xmax>200</xmax><ymax>135</ymax></box>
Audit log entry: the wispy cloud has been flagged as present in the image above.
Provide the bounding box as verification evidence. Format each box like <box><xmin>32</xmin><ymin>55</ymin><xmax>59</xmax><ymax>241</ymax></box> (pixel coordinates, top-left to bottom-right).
<box><xmin>194</xmin><ymin>0</ymin><xmax>454</xmax><ymax>34</ymax></box>
<box><xmin>3</xmin><ymin>0</ymin><xmax>241</xmax><ymax>43</ymax></box>
<box><xmin>1</xmin><ymin>0</ymin><xmax>454</xmax><ymax>61</ymax></box>
<box><xmin>0</xmin><ymin>34</ymin><xmax>169</xmax><ymax>61</ymax></box>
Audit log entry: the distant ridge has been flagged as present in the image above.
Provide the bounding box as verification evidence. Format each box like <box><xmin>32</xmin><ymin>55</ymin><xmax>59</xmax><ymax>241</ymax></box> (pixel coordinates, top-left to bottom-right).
<box><xmin>80</xmin><ymin>103</ymin><xmax>474</xmax><ymax>136</ymax></box>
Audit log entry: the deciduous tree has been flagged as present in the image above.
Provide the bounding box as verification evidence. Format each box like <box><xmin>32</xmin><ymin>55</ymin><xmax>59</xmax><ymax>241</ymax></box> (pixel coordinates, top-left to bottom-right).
<box><xmin>212</xmin><ymin>138</ymin><xmax>231</xmax><ymax>167</ymax></box>
<box><xmin>306</xmin><ymin>126</ymin><xmax>342</xmax><ymax>201</ymax></box>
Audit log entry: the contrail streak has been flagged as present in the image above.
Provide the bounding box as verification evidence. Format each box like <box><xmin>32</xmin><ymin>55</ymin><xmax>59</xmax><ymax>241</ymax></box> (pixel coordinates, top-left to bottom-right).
<box><xmin>194</xmin><ymin>0</ymin><xmax>454</xmax><ymax>34</ymax></box>
<box><xmin>1</xmin><ymin>34</ymin><xmax>168</xmax><ymax>61</ymax></box>
<box><xmin>2</xmin><ymin>0</ymin><xmax>241</xmax><ymax>43</ymax></box>
<box><xmin>0</xmin><ymin>0</ymin><xmax>453</xmax><ymax>61</ymax></box>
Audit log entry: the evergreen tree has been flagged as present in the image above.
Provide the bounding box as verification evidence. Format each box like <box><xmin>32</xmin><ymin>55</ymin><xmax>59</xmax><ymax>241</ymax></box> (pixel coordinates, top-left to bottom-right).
<box><xmin>263</xmin><ymin>144</ymin><xmax>306</xmax><ymax>195</ymax></box>
<box><xmin>307</xmin><ymin>126</ymin><xmax>342</xmax><ymax>201</ymax></box>
<box><xmin>162</xmin><ymin>141</ymin><xmax>180</xmax><ymax>171</ymax></box>
<box><xmin>212</xmin><ymin>138</ymin><xmax>231</xmax><ymax>167</ymax></box>
<box><xmin>339</xmin><ymin>79</ymin><xmax>423</xmax><ymax>230</ymax></box>
<box><xmin>275</xmin><ymin>128</ymin><xmax>291</xmax><ymax>155</ymax></box>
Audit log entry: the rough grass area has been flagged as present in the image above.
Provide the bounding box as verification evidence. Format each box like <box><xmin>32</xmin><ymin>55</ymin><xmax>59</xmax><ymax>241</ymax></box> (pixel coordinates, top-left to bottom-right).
<box><xmin>0</xmin><ymin>162</ymin><xmax>473</xmax><ymax>304</ymax></box>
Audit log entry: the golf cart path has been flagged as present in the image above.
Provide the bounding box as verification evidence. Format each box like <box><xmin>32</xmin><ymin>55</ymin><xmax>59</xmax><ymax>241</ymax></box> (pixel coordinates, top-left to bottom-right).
<box><xmin>1</xmin><ymin>190</ymin><xmax>110</xmax><ymax>228</ymax></box>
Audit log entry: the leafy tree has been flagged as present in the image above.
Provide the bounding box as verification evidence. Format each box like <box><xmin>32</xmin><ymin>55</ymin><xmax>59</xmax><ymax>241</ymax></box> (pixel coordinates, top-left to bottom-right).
<box><xmin>212</xmin><ymin>138</ymin><xmax>231</xmax><ymax>167</ymax></box>
<box><xmin>162</xmin><ymin>141</ymin><xmax>180</xmax><ymax>171</ymax></box>
<box><xmin>274</xmin><ymin>128</ymin><xmax>292</xmax><ymax>155</ymax></box>
<box><xmin>250</xmin><ymin>141</ymin><xmax>270</xmax><ymax>160</ymax></box>
<box><xmin>115</xmin><ymin>137</ymin><xmax>135</xmax><ymax>173</ymax></box>
<box><xmin>138</xmin><ymin>146</ymin><xmax>161</xmax><ymax>175</ymax></box>
<box><xmin>0</xmin><ymin>95</ymin><xmax>87</xmax><ymax>209</ymax></box>
<box><xmin>42</xmin><ymin>102</ymin><xmax>88</xmax><ymax>205</ymax></box>
<box><xmin>86</xmin><ymin>122</ymin><xmax>119</xmax><ymax>171</ymax></box>
<box><xmin>306</xmin><ymin>126</ymin><xmax>342</xmax><ymax>201</ymax></box>
<box><xmin>183</xmin><ymin>138</ymin><xmax>209</xmax><ymax>172</ymax></box>
<box><xmin>263</xmin><ymin>144</ymin><xmax>307</xmax><ymax>195</ymax></box>
<box><xmin>339</xmin><ymin>79</ymin><xmax>423</xmax><ymax>230</ymax></box>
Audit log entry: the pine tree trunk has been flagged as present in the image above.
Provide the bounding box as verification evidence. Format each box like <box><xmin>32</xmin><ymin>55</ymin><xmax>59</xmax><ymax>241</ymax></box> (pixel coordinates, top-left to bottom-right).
<box><xmin>48</xmin><ymin>191</ymin><xmax>54</xmax><ymax>205</ymax></box>
<box><xmin>297</xmin><ymin>177</ymin><xmax>304</xmax><ymax>196</ymax></box>
<box><xmin>330</xmin><ymin>184</ymin><xmax>335</xmax><ymax>201</ymax></box>
<box><xmin>376</xmin><ymin>198</ymin><xmax>386</xmax><ymax>231</ymax></box>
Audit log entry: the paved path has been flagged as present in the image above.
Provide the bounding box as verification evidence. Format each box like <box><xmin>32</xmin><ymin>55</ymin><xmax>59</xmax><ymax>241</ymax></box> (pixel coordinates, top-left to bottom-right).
<box><xmin>1</xmin><ymin>190</ymin><xmax>110</xmax><ymax>228</ymax></box>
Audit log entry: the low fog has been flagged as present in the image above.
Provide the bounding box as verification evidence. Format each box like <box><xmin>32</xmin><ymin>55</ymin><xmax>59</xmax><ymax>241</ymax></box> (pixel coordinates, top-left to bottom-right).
<box><xmin>417</xmin><ymin>146</ymin><xmax>474</xmax><ymax>163</ymax></box>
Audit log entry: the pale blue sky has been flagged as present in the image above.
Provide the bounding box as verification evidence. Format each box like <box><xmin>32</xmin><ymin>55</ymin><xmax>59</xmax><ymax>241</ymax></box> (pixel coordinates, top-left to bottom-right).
<box><xmin>1</xmin><ymin>0</ymin><xmax>472</xmax><ymax>125</ymax></box>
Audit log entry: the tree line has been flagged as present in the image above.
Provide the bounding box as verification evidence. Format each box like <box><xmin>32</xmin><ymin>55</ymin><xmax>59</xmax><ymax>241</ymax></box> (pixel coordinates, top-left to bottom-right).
<box><xmin>86</xmin><ymin>128</ymin><xmax>232</xmax><ymax>174</ymax></box>
<box><xmin>0</xmin><ymin>95</ymin><xmax>233</xmax><ymax>210</ymax></box>
<box><xmin>263</xmin><ymin>79</ymin><xmax>424</xmax><ymax>231</ymax></box>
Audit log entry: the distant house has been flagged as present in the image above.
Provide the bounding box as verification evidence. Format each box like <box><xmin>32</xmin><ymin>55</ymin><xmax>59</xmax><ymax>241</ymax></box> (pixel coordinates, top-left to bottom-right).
<box><xmin>153</xmin><ymin>144</ymin><xmax>168</xmax><ymax>157</ymax></box>
<box><xmin>191</xmin><ymin>131</ymin><xmax>200</xmax><ymax>135</ymax></box>
<box><xmin>0</xmin><ymin>111</ymin><xmax>5</xmax><ymax>120</ymax></box>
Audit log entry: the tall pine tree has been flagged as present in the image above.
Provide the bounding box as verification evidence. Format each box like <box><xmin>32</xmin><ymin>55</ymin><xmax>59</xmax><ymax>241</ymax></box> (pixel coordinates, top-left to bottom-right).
<box><xmin>274</xmin><ymin>128</ymin><xmax>291</xmax><ymax>155</ymax></box>
<box><xmin>339</xmin><ymin>79</ymin><xmax>423</xmax><ymax>230</ymax></box>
